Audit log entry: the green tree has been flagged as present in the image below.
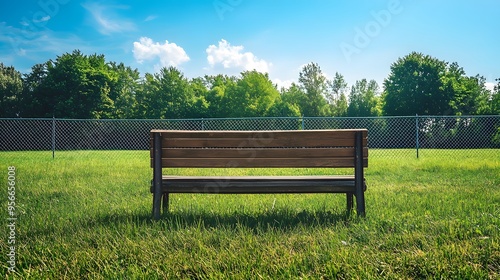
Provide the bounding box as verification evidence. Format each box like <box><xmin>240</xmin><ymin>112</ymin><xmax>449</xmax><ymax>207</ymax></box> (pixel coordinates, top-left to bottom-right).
<box><xmin>225</xmin><ymin>70</ymin><xmax>280</xmax><ymax>117</ymax></box>
<box><xmin>383</xmin><ymin>52</ymin><xmax>492</xmax><ymax>116</ymax></box>
<box><xmin>23</xmin><ymin>50</ymin><xmax>118</xmax><ymax>118</ymax></box>
<box><xmin>266</xmin><ymin>99</ymin><xmax>301</xmax><ymax>117</ymax></box>
<box><xmin>327</xmin><ymin>72</ymin><xmax>349</xmax><ymax>117</ymax></box>
<box><xmin>280</xmin><ymin>83</ymin><xmax>306</xmax><ymax>117</ymax></box>
<box><xmin>108</xmin><ymin>62</ymin><xmax>140</xmax><ymax>119</ymax></box>
<box><xmin>188</xmin><ymin>77</ymin><xmax>210</xmax><ymax>118</ymax></box>
<box><xmin>134</xmin><ymin>73</ymin><xmax>158</xmax><ymax>119</ymax></box>
<box><xmin>157</xmin><ymin>66</ymin><xmax>193</xmax><ymax>119</ymax></box>
<box><xmin>442</xmin><ymin>63</ymin><xmax>490</xmax><ymax>115</ymax></box>
<box><xmin>383</xmin><ymin>52</ymin><xmax>450</xmax><ymax>116</ymax></box>
<box><xmin>490</xmin><ymin>78</ymin><xmax>500</xmax><ymax>114</ymax></box>
<box><xmin>20</xmin><ymin>63</ymin><xmax>49</xmax><ymax>117</ymax></box>
<box><xmin>202</xmin><ymin>74</ymin><xmax>237</xmax><ymax>118</ymax></box>
<box><xmin>490</xmin><ymin>79</ymin><xmax>500</xmax><ymax>145</ymax></box>
<box><xmin>347</xmin><ymin>79</ymin><xmax>381</xmax><ymax>117</ymax></box>
<box><xmin>134</xmin><ymin>67</ymin><xmax>193</xmax><ymax>119</ymax></box>
<box><xmin>298</xmin><ymin>63</ymin><xmax>330</xmax><ymax>116</ymax></box>
<box><xmin>0</xmin><ymin>63</ymin><xmax>23</xmax><ymax>117</ymax></box>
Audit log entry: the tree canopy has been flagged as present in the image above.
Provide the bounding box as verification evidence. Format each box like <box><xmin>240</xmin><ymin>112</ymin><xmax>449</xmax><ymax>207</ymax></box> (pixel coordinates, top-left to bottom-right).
<box><xmin>0</xmin><ymin>63</ymin><xmax>23</xmax><ymax>118</ymax></box>
<box><xmin>0</xmin><ymin>50</ymin><xmax>498</xmax><ymax>119</ymax></box>
<box><xmin>383</xmin><ymin>52</ymin><xmax>494</xmax><ymax>116</ymax></box>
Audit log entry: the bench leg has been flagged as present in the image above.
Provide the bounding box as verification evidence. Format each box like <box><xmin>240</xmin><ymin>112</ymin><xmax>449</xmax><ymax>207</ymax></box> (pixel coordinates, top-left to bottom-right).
<box><xmin>152</xmin><ymin>132</ymin><xmax>163</xmax><ymax>220</ymax></box>
<box><xmin>153</xmin><ymin>192</ymin><xmax>162</xmax><ymax>220</ymax></box>
<box><xmin>355</xmin><ymin>192</ymin><xmax>366</xmax><ymax>217</ymax></box>
<box><xmin>346</xmin><ymin>193</ymin><xmax>354</xmax><ymax>214</ymax></box>
<box><xmin>162</xmin><ymin>193</ymin><xmax>169</xmax><ymax>213</ymax></box>
<box><xmin>354</xmin><ymin>131</ymin><xmax>366</xmax><ymax>217</ymax></box>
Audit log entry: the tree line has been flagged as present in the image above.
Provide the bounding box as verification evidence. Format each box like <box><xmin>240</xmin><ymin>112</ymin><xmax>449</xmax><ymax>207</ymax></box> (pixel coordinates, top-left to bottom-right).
<box><xmin>1</xmin><ymin>50</ymin><xmax>499</xmax><ymax>119</ymax></box>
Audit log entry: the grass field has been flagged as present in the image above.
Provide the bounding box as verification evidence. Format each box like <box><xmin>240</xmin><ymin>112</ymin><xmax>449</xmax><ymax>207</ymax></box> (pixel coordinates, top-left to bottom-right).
<box><xmin>1</xmin><ymin>150</ymin><xmax>499</xmax><ymax>279</ymax></box>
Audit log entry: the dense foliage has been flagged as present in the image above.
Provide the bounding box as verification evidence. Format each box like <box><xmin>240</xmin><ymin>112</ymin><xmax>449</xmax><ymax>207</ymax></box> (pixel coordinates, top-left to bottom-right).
<box><xmin>1</xmin><ymin>50</ymin><xmax>499</xmax><ymax>118</ymax></box>
<box><xmin>383</xmin><ymin>52</ymin><xmax>493</xmax><ymax>116</ymax></box>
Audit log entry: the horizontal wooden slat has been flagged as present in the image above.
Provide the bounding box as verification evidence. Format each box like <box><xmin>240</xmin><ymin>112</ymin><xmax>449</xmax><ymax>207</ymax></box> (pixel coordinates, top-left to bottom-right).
<box><xmin>150</xmin><ymin>130</ymin><xmax>367</xmax><ymax>149</ymax></box>
<box><xmin>151</xmin><ymin>147</ymin><xmax>368</xmax><ymax>158</ymax></box>
<box><xmin>151</xmin><ymin>129</ymin><xmax>367</xmax><ymax>140</ymax></box>
<box><xmin>150</xmin><ymin>129</ymin><xmax>368</xmax><ymax>168</ymax></box>
<box><xmin>153</xmin><ymin>158</ymin><xmax>368</xmax><ymax>168</ymax></box>
<box><xmin>149</xmin><ymin>139</ymin><xmax>368</xmax><ymax>149</ymax></box>
<box><xmin>154</xmin><ymin>175</ymin><xmax>367</xmax><ymax>194</ymax></box>
<box><xmin>160</xmin><ymin>137</ymin><xmax>366</xmax><ymax>148</ymax></box>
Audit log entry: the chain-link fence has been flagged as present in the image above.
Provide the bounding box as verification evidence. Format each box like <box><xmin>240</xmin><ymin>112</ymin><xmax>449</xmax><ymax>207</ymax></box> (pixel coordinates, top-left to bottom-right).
<box><xmin>1</xmin><ymin>116</ymin><xmax>499</xmax><ymax>159</ymax></box>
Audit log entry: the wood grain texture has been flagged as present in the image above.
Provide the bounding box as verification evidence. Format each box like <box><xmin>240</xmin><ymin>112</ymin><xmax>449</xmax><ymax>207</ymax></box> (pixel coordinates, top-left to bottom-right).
<box><xmin>150</xmin><ymin>129</ymin><xmax>368</xmax><ymax>168</ymax></box>
<box><xmin>154</xmin><ymin>176</ymin><xmax>367</xmax><ymax>194</ymax></box>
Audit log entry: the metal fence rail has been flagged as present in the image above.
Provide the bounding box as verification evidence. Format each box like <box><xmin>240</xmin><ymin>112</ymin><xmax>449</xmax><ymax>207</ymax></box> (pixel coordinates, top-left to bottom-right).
<box><xmin>1</xmin><ymin>116</ymin><xmax>499</xmax><ymax>159</ymax></box>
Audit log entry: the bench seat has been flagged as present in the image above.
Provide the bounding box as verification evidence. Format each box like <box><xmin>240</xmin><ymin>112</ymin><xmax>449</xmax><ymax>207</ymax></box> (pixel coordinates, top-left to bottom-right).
<box><xmin>155</xmin><ymin>176</ymin><xmax>367</xmax><ymax>194</ymax></box>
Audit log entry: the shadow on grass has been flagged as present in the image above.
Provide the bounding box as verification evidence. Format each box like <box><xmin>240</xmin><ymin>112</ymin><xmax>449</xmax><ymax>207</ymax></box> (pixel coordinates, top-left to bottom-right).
<box><xmin>88</xmin><ymin>208</ymin><xmax>355</xmax><ymax>232</ymax></box>
<box><xmin>172</xmin><ymin>210</ymin><xmax>352</xmax><ymax>231</ymax></box>
<box><xmin>26</xmin><ymin>209</ymin><xmax>356</xmax><ymax>240</ymax></box>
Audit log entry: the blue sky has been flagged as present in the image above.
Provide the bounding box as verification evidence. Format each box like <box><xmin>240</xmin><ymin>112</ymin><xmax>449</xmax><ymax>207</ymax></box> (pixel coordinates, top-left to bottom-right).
<box><xmin>1</xmin><ymin>0</ymin><xmax>498</xmax><ymax>90</ymax></box>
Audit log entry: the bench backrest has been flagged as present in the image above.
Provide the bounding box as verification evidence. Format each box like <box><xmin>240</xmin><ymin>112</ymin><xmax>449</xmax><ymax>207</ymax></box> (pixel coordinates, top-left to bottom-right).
<box><xmin>150</xmin><ymin>129</ymin><xmax>367</xmax><ymax>168</ymax></box>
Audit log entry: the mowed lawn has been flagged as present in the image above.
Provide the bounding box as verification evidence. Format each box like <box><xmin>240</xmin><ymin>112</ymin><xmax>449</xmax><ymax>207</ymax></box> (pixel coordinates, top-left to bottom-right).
<box><xmin>1</xmin><ymin>150</ymin><xmax>499</xmax><ymax>279</ymax></box>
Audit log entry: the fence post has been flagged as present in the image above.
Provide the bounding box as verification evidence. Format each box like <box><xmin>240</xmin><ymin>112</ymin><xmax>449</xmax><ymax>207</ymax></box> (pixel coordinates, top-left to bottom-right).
<box><xmin>301</xmin><ymin>116</ymin><xmax>305</xmax><ymax>130</ymax></box>
<box><xmin>201</xmin><ymin>118</ymin><xmax>205</xmax><ymax>130</ymax></box>
<box><xmin>52</xmin><ymin>116</ymin><xmax>56</xmax><ymax>159</ymax></box>
<box><xmin>415</xmin><ymin>114</ymin><xmax>419</xmax><ymax>159</ymax></box>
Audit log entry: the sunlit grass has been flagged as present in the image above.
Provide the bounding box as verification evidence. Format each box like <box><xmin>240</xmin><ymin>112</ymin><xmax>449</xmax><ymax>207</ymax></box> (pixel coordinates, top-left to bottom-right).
<box><xmin>0</xmin><ymin>149</ymin><xmax>499</xmax><ymax>278</ymax></box>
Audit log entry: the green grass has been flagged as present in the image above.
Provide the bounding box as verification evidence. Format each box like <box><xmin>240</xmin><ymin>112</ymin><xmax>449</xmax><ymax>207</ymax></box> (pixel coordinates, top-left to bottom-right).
<box><xmin>1</xmin><ymin>150</ymin><xmax>499</xmax><ymax>279</ymax></box>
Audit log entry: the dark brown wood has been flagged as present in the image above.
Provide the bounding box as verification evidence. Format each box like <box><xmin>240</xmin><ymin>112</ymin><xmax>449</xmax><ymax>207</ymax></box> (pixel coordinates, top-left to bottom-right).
<box><xmin>152</xmin><ymin>132</ymin><xmax>163</xmax><ymax>220</ymax></box>
<box><xmin>150</xmin><ymin>129</ymin><xmax>368</xmax><ymax>218</ymax></box>
<box><xmin>151</xmin><ymin>129</ymin><xmax>367</xmax><ymax>140</ymax></box>
<box><xmin>346</xmin><ymin>193</ymin><xmax>354</xmax><ymax>214</ymax></box>
<box><xmin>160</xmin><ymin>137</ymin><xmax>367</xmax><ymax>148</ymax></box>
<box><xmin>162</xmin><ymin>193</ymin><xmax>169</xmax><ymax>213</ymax></box>
<box><xmin>155</xmin><ymin>157</ymin><xmax>368</xmax><ymax>168</ymax></box>
<box><xmin>150</xmin><ymin>130</ymin><xmax>368</xmax><ymax>148</ymax></box>
<box><xmin>156</xmin><ymin>176</ymin><xmax>366</xmax><ymax>194</ymax></box>
<box><xmin>152</xmin><ymin>147</ymin><xmax>368</xmax><ymax>158</ymax></box>
<box><xmin>355</xmin><ymin>131</ymin><xmax>366</xmax><ymax>217</ymax></box>
<box><xmin>149</xmin><ymin>147</ymin><xmax>368</xmax><ymax>168</ymax></box>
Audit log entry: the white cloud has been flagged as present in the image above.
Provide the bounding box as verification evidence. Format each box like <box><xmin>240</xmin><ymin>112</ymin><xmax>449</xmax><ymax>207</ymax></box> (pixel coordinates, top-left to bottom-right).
<box><xmin>133</xmin><ymin>37</ymin><xmax>190</xmax><ymax>69</ymax></box>
<box><xmin>33</xmin><ymin>15</ymin><xmax>51</xmax><ymax>23</ymax></box>
<box><xmin>17</xmin><ymin>48</ymin><xmax>27</xmax><ymax>56</ymax></box>
<box><xmin>273</xmin><ymin>78</ymin><xmax>294</xmax><ymax>90</ymax></box>
<box><xmin>206</xmin><ymin>39</ymin><xmax>271</xmax><ymax>73</ymax></box>
<box><xmin>485</xmin><ymin>82</ymin><xmax>495</xmax><ymax>92</ymax></box>
<box><xmin>82</xmin><ymin>2</ymin><xmax>136</xmax><ymax>35</ymax></box>
<box><xmin>144</xmin><ymin>15</ymin><xmax>158</xmax><ymax>22</ymax></box>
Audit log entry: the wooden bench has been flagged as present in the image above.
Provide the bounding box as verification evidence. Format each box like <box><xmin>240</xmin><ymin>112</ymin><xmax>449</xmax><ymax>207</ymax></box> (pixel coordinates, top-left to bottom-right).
<box><xmin>150</xmin><ymin>129</ymin><xmax>368</xmax><ymax>220</ymax></box>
